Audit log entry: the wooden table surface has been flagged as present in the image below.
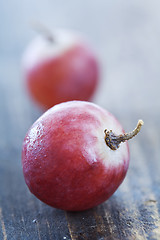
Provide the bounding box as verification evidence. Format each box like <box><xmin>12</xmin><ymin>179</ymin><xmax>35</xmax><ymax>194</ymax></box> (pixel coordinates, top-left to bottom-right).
<box><xmin>0</xmin><ymin>1</ymin><xmax>160</xmax><ymax>239</ymax></box>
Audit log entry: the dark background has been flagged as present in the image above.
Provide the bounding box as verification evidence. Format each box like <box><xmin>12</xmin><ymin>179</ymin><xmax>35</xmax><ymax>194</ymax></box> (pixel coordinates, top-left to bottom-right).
<box><xmin>0</xmin><ymin>1</ymin><xmax>160</xmax><ymax>239</ymax></box>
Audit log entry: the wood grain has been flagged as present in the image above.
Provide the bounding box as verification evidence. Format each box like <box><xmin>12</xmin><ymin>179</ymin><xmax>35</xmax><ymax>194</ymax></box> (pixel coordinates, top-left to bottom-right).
<box><xmin>0</xmin><ymin>208</ymin><xmax>7</xmax><ymax>240</ymax></box>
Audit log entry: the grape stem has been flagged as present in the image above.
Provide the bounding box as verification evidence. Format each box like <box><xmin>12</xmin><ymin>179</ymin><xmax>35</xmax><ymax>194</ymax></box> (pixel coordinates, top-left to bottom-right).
<box><xmin>104</xmin><ymin>120</ymin><xmax>144</xmax><ymax>150</ymax></box>
<box><xmin>31</xmin><ymin>21</ymin><xmax>54</xmax><ymax>42</ymax></box>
